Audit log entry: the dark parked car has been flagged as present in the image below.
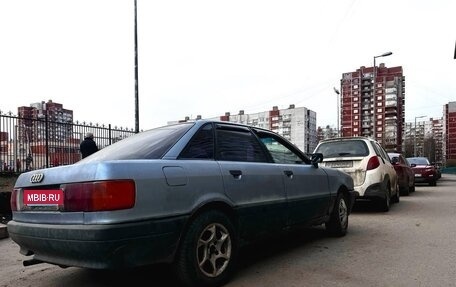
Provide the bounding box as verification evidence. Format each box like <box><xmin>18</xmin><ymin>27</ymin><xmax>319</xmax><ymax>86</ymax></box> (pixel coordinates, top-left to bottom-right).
<box><xmin>8</xmin><ymin>120</ymin><xmax>357</xmax><ymax>287</ymax></box>
<box><xmin>406</xmin><ymin>156</ymin><xmax>439</xmax><ymax>186</ymax></box>
<box><xmin>388</xmin><ymin>153</ymin><xmax>415</xmax><ymax>195</ymax></box>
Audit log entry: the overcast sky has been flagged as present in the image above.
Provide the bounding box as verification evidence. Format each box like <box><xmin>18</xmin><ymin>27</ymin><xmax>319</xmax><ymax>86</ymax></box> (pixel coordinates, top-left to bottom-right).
<box><xmin>1</xmin><ymin>0</ymin><xmax>455</xmax><ymax>130</ymax></box>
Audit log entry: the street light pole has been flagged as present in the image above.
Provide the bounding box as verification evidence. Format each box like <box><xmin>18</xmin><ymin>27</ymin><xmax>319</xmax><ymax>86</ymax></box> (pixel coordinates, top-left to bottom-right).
<box><xmin>372</xmin><ymin>51</ymin><xmax>393</xmax><ymax>141</ymax></box>
<box><xmin>134</xmin><ymin>0</ymin><xmax>139</xmax><ymax>133</ymax></box>
<box><xmin>333</xmin><ymin>87</ymin><xmax>340</xmax><ymax>137</ymax></box>
<box><xmin>414</xmin><ymin>115</ymin><xmax>426</xmax><ymax>156</ymax></box>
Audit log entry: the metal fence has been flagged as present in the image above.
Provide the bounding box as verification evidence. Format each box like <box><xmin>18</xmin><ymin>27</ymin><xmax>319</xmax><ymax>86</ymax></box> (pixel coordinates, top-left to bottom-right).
<box><xmin>0</xmin><ymin>112</ymin><xmax>136</xmax><ymax>174</ymax></box>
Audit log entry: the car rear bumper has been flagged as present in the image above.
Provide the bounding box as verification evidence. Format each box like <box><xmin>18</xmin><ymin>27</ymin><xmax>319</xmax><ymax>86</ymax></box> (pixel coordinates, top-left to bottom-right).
<box><xmin>7</xmin><ymin>215</ymin><xmax>188</xmax><ymax>269</ymax></box>
<box><xmin>357</xmin><ymin>182</ymin><xmax>385</xmax><ymax>200</ymax></box>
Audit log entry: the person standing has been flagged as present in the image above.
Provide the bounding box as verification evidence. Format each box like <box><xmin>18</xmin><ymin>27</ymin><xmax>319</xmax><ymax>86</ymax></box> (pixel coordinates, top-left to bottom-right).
<box><xmin>80</xmin><ymin>132</ymin><xmax>99</xmax><ymax>159</ymax></box>
<box><xmin>25</xmin><ymin>154</ymin><xmax>33</xmax><ymax>171</ymax></box>
<box><xmin>16</xmin><ymin>158</ymin><xmax>21</xmax><ymax>172</ymax></box>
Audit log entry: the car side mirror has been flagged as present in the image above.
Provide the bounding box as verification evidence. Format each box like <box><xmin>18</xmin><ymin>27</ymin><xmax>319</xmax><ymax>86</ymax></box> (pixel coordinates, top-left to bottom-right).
<box><xmin>391</xmin><ymin>157</ymin><xmax>399</xmax><ymax>164</ymax></box>
<box><xmin>310</xmin><ymin>153</ymin><xmax>323</xmax><ymax>168</ymax></box>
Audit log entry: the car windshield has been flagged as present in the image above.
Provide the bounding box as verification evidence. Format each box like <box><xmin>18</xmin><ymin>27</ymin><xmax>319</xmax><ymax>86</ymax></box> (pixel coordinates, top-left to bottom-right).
<box><xmin>79</xmin><ymin>122</ymin><xmax>194</xmax><ymax>162</ymax></box>
<box><xmin>314</xmin><ymin>140</ymin><xmax>369</xmax><ymax>158</ymax></box>
<box><xmin>407</xmin><ymin>157</ymin><xmax>430</xmax><ymax>165</ymax></box>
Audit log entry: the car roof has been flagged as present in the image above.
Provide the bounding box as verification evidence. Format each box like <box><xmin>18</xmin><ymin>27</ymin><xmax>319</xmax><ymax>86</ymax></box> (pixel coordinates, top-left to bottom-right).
<box><xmin>317</xmin><ymin>136</ymin><xmax>376</xmax><ymax>143</ymax></box>
<box><xmin>184</xmin><ymin>119</ymin><xmax>275</xmax><ymax>134</ymax></box>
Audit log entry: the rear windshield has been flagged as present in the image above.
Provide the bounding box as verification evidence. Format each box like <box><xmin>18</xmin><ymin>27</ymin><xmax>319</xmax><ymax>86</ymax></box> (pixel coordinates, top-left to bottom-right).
<box><xmin>79</xmin><ymin>122</ymin><xmax>194</xmax><ymax>162</ymax></box>
<box><xmin>315</xmin><ymin>140</ymin><xmax>369</xmax><ymax>158</ymax></box>
<box><xmin>407</xmin><ymin>157</ymin><xmax>430</xmax><ymax>165</ymax></box>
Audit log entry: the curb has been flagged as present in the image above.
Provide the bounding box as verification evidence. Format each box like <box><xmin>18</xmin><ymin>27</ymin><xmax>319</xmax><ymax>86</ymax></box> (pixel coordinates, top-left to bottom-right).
<box><xmin>0</xmin><ymin>223</ymin><xmax>8</xmax><ymax>239</ymax></box>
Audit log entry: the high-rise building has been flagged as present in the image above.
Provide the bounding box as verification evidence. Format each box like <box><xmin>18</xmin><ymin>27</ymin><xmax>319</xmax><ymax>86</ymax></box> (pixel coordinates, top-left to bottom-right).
<box><xmin>339</xmin><ymin>64</ymin><xmax>405</xmax><ymax>152</ymax></box>
<box><xmin>404</xmin><ymin>117</ymin><xmax>443</xmax><ymax>164</ymax></box>
<box><xmin>18</xmin><ymin>100</ymin><xmax>74</xmax><ymax>142</ymax></box>
<box><xmin>443</xmin><ymin>101</ymin><xmax>456</xmax><ymax>166</ymax></box>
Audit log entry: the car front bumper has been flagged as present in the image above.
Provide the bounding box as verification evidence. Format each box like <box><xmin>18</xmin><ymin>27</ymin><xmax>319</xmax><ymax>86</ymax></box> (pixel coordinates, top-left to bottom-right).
<box><xmin>7</xmin><ymin>215</ymin><xmax>188</xmax><ymax>269</ymax></box>
<box><xmin>414</xmin><ymin>174</ymin><xmax>436</xmax><ymax>183</ymax></box>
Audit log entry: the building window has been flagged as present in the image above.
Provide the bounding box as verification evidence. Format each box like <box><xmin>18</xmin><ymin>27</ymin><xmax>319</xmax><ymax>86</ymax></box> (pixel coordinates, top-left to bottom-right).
<box><xmin>353</xmin><ymin>85</ymin><xmax>358</xmax><ymax>89</ymax></box>
<box><xmin>354</xmin><ymin>128</ymin><xmax>358</xmax><ymax>132</ymax></box>
<box><xmin>377</xmin><ymin>114</ymin><xmax>383</xmax><ymax>119</ymax></box>
<box><xmin>354</xmin><ymin>109</ymin><xmax>358</xmax><ymax>114</ymax></box>
<box><xmin>354</xmin><ymin>97</ymin><xmax>358</xmax><ymax>101</ymax></box>
<box><xmin>354</xmin><ymin>115</ymin><xmax>359</xmax><ymax>120</ymax></box>
<box><xmin>354</xmin><ymin>103</ymin><xmax>358</xmax><ymax>108</ymax></box>
<box><xmin>377</xmin><ymin>102</ymin><xmax>382</xmax><ymax>107</ymax></box>
<box><xmin>377</xmin><ymin>120</ymin><xmax>382</xmax><ymax>126</ymax></box>
<box><xmin>377</xmin><ymin>108</ymin><xmax>382</xmax><ymax>113</ymax></box>
<box><xmin>377</xmin><ymin>96</ymin><xmax>382</xmax><ymax>100</ymax></box>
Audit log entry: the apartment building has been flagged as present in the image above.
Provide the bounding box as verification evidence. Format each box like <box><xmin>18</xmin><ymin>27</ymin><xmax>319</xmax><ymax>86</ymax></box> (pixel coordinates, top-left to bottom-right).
<box><xmin>18</xmin><ymin>100</ymin><xmax>74</xmax><ymax>142</ymax></box>
<box><xmin>444</xmin><ymin>101</ymin><xmax>456</xmax><ymax>165</ymax></box>
<box><xmin>404</xmin><ymin>117</ymin><xmax>443</xmax><ymax>164</ymax></box>
<box><xmin>339</xmin><ymin>64</ymin><xmax>405</xmax><ymax>152</ymax></box>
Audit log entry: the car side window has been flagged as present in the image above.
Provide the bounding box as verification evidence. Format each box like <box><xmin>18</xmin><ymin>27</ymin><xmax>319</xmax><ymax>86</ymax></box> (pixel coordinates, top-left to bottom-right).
<box><xmin>215</xmin><ymin>126</ymin><xmax>268</xmax><ymax>162</ymax></box>
<box><xmin>372</xmin><ymin>142</ymin><xmax>389</xmax><ymax>163</ymax></box>
<box><xmin>259</xmin><ymin>136</ymin><xmax>303</xmax><ymax>164</ymax></box>
<box><xmin>179</xmin><ymin>124</ymin><xmax>214</xmax><ymax>159</ymax></box>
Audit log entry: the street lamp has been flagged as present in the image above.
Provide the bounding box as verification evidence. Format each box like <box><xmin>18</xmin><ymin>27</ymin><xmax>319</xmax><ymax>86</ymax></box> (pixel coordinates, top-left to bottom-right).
<box><xmin>372</xmin><ymin>51</ymin><xmax>393</xmax><ymax>141</ymax></box>
<box><xmin>134</xmin><ymin>0</ymin><xmax>139</xmax><ymax>133</ymax></box>
<box><xmin>333</xmin><ymin>87</ymin><xmax>340</xmax><ymax>137</ymax></box>
<box><xmin>414</xmin><ymin>115</ymin><xmax>426</xmax><ymax>156</ymax></box>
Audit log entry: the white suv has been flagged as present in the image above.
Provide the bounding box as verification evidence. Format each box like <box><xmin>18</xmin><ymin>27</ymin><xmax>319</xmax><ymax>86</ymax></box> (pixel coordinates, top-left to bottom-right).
<box><xmin>314</xmin><ymin>137</ymin><xmax>399</xmax><ymax>211</ymax></box>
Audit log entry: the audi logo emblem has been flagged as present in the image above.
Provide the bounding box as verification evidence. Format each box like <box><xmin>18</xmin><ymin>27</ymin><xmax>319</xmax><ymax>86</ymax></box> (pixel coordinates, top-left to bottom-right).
<box><xmin>30</xmin><ymin>173</ymin><xmax>45</xmax><ymax>183</ymax></box>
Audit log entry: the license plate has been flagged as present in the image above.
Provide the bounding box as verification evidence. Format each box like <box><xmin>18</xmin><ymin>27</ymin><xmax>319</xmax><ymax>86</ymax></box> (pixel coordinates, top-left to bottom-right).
<box><xmin>415</xmin><ymin>174</ymin><xmax>422</xmax><ymax>177</ymax></box>
<box><xmin>325</xmin><ymin>161</ymin><xmax>353</xmax><ymax>168</ymax></box>
<box><xmin>23</xmin><ymin>189</ymin><xmax>64</xmax><ymax>206</ymax></box>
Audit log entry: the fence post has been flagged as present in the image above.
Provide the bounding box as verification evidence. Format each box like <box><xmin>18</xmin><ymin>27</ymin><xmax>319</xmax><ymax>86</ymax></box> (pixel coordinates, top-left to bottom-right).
<box><xmin>45</xmin><ymin>114</ymin><xmax>49</xmax><ymax>168</ymax></box>
<box><xmin>109</xmin><ymin>124</ymin><xmax>112</xmax><ymax>145</ymax></box>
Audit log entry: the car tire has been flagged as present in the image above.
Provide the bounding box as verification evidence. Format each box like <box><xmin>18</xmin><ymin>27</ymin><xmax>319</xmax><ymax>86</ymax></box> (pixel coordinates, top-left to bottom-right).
<box><xmin>392</xmin><ymin>183</ymin><xmax>400</xmax><ymax>203</ymax></box>
<box><xmin>401</xmin><ymin>184</ymin><xmax>410</xmax><ymax>196</ymax></box>
<box><xmin>174</xmin><ymin>210</ymin><xmax>238</xmax><ymax>287</ymax></box>
<box><xmin>379</xmin><ymin>183</ymin><xmax>391</xmax><ymax>212</ymax></box>
<box><xmin>325</xmin><ymin>192</ymin><xmax>349</xmax><ymax>237</ymax></box>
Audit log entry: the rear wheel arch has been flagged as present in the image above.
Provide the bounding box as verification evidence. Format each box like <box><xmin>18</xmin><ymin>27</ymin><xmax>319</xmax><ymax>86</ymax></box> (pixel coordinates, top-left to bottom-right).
<box><xmin>176</xmin><ymin>201</ymin><xmax>238</xmax><ymax>255</ymax></box>
<box><xmin>174</xmin><ymin>204</ymin><xmax>239</xmax><ymax>287</ymax></box>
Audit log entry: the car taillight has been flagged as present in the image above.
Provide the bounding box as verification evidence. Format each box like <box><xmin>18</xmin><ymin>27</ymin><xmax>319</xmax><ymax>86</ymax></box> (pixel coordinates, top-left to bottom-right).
<box><xmin>10</xmin><ymin>188</ymin><xmax>18</xmax><ymax>211</ymax></box>
<box><xmin>62</xmin><ymin>180</ymin><xmax>135</xmax><ymax>212</ymax></box>
<box><xmin>366</xmin><ymin>156</ymin><xmax>380</xmax><ymax>171</ymax></box>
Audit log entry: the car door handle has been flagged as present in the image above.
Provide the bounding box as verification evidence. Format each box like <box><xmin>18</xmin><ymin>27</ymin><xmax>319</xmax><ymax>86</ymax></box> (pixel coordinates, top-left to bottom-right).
<box><xmin>229</xmin><ymin>170</ymin><xmax>242</xmax><ymax>179</ymax></box>
<box><xmin>284</xmin><ymin>170</ymin><xmax>293</xmax><ymax>178</ymax></box>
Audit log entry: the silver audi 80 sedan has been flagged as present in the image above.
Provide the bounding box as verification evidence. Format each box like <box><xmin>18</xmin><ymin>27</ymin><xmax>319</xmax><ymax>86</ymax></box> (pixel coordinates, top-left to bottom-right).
<box><xmin>8</xmin><ymin>120</ymin><xmax>357</xmax><ymax>287</ymax></box>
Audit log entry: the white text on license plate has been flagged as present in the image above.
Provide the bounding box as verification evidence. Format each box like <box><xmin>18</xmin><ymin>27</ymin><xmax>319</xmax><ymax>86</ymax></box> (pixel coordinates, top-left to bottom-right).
<box><xmin>23</xmin><ymin>189</ymin><xmax>64</xmax><ymax>206</ymax></box>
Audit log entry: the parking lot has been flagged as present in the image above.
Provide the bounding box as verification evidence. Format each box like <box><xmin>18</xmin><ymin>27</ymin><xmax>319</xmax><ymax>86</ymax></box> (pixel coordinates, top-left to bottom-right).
<box><xmin>1</xmin><ymin>174</ymin><xmax>455</xmax><ymax>286</ymax></box>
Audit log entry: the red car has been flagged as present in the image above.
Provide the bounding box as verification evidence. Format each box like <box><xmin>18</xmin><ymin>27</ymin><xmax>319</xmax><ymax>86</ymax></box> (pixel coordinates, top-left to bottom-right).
<box><xmin>406</xmin><ymin>157</ymin><xmax>439</xmax><ymax>186</ymax></box>
<box><xmin>388</xmin><ymin>153</ymin><xmax>415</xmax><ymax>195</ymax></box>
